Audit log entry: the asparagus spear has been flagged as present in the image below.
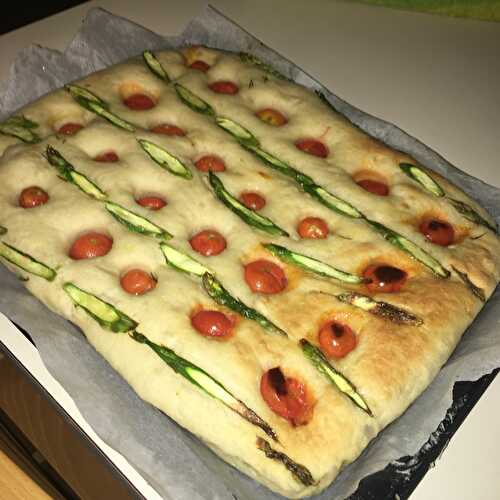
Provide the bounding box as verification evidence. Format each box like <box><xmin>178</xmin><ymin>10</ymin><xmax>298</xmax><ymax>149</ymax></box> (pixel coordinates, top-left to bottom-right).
<box><xmin>0</xmin><ymin>242</ymin><xmax>56</xmax><ymax>281</ymax></box>
<box><xmin>451</xmin><ymin>266</ymin><xmax>486</xmax><ymax>302</ymax></box>
<box><xmin>142</xmin><ymin>50</ymin><xmax>171</xmax><ymax>82</ymax></box>
<box><xmin>65</xmin><ymin>84</ymin><xmax>109</xmax><ymax>108</ymax></box>
<box><xmin>138</xmin><ymin>139</ymin><xmax>193</xmax><ymax>179</ymax></box>
<box><xmin>174</xmin><ymin>83</ymin><xmax>215</xmax><ymax>116</ymax></box>
<box><xmin>239</xmin><ymin>52</ymin><xmax>288</xmax><ymax>80</ymax></box>
<box><xmin>302</xmin><ymin>183</ymin><xmax>364</xmax><ymax>219</ymax></box>
<box><xmin>215</xmin><ymin>117</ymin><xmax>259</xmax><ymax>147</ymax></box>
<box><xmin>447</xmin><ymin>198</ymin><xmax>497</xmax><ymax>233</ymax></box>
<box><xmin>263</xmin><ymin>243</ymin><xmax>365</xmax><ymax>284</ymax></box>
<box><xmin>105</xmin><ymin>202</ymin><xmax>172</xmax><ymax>240</ymax></box>
<box><xmin>131</xmin><ymin>331</ymin><xmax>277</xmax><ymax>441</ymax></box>
<box><xmin>159</xmin><ymin>242</ymin><xmax>212</xmax><ymax>277</ymax></box>
<box><xmin>64</xmin><ymin>282</ymin><xmax>137</xmax><ymax>332</ymax></box>
<box><xmin>45</xmin><ymin>146</ymin><xmax>107</xmax><ymax>200</ymax></box>
<box><xmin>73</xmin><ymin>97</ymin><xmax>135</xmax><ymax>131</ymax></box>
<box><xmin>300</xmin><ymin>339</ymin><xmax>372</xmax><ymax>416</ymax></box>
<box><xmin>0</xmin><ymin>115</ymin><xmax>40</xmax><ymax>143</ymax></box>
<box><xmin>202</xmin><ymin>273</ymin><xmax>288</xmax><ymax>337</ymax></box>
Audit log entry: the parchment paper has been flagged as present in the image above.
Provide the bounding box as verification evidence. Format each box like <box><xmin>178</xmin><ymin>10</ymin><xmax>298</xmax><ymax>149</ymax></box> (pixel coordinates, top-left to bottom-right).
<box><xmin>1</xmin><ymin>6</ymin><xmax>499</xmax><ymax>500</ymax></box>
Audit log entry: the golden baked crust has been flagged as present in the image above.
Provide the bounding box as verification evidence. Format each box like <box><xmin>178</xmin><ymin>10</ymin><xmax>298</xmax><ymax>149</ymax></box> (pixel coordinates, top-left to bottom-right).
<box><xmin>0</xmin><ymin>46</ymin><xmax>499</xmax><ymax>498</ymax></box>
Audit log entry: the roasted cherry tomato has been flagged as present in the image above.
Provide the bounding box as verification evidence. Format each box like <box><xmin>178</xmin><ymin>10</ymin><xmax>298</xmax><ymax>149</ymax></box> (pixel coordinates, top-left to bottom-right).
<box><xmin>150</xmin><ymin>124</ymin><xmax>186</xmax><ymax>136</ymax></box>
<box><xmin>191</xmin><ymin>309</ymin><xmax>233</xmax><ymax>338</ymax></box>
<box><xmin>190</xmin><ymin>60</ymin><xmax>210</xmax><ymax>72</ymax></box>
<box><xmin>319</xmin><ymin>321</ymin><xmax>357</xmax><ymax>359</ymax></box>
<box><xmin>94</xmin><ymin>151</ymin><xmax>119</xmax><ymax>163</ymax></box>
<box><xmin>297</xmin><ymin>217</ymin><xmax>329</xmax><ymax>239</ymax></box>
<box><xmin>255</xmin><ymin>108</ymin><xmax>288</xmax><ymax>127</ymax></box>
<box><xmin>190</xmin><ymin>229</ymin><xmax>227</xmax><ymax>256</ymax></box>
<box><xmin>356</xmin><ymin>178</ymin><xmax>389</xmax><ymax>196</ymax></box>
<box><xmin>19</xmin><ymin>186</ymin><xmax>49</xmax><ymax>208</ymax></box>
<box><xmin>419</xmin><ymin>218</ymin><xmax>454</xmax><ymax>247</ymax></box>
<box><xmin>260</xmin><ymin>367</ymin><xmax>314</xmax><ymax>426</ymax></box>
<box><xmin>363</xmin><ymin>264</ymin><xmax>407</xmax><ymax>293</ymax></box>
<box><xmin>120</xmin><ymin>269</ymin><xmax>157</xmax><ymax>295</ymax></box>
<box><xmin>123</xmin><ymin>93</ymin><xmax>156</xmax><ymax>110</ymax></box>
<box><xmin>136</xmin><ymin>196</ymin><xmax>167</xmax><ymax>211</ymax></box>
<box><xmin>239</xmin><ymin>192</ymin><xmax>266</xmax><ymax>211</ymax></box>
<box><xmin>58</xmin><ymin>123</ymin><xmax>83</xmax><ymax>135</ymax></box>
<box><xmin>208</xmin><ymin>81</ymin><xmax>239</xmax><ymax>95</ymax></box>
<box><xmin>244</xmin><ymin>259</ymin><xmax>287</xmax><ymax>295</ymax></box>
<box><xmin>295</xmin><ymin>139</ymin><xmax>328</xmax><ymax>158</ymax></box>
<box><xmin>69</xmin><ymin>232</ymin><xmax>113</xmax><ymax>260</ymax></box>
<box><xmin>194</xmin><ymin>155</ymin><xmax>226</xmax><ymax>172</ymax></box>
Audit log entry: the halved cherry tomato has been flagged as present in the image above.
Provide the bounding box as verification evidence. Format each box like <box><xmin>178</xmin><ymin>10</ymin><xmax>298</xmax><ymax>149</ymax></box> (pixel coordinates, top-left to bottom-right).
<box><xmin>255</xmin><ymin>108</ymin><xmax>288</xmax><ymax>127</ymax></box>
<box><xmin>189</xmin><ymin>229</ymin><xmax>227</xmax><ymax>256</ymax></box>
<box><xmin>136</xmin><ymin>196</ymin><xmax>167</xmax><ymax>211</ymax></box>
<box><xmin>194</xmin><ymin>155</ymin><xmax>226</xmax><ymax>172</ymax></box>
<box><xmin>19</xmin><ymin>186</ymin><xmax>49</xmax><ymax>208</ymax></box>
<box><xmin>191</xmin><ymin>310</ymin><xmax>233</xmax><ymax>338</ymax></box>
<box><xmin>94</xmin><ymin>151</ymin><xmax>119</xmax><ymax>163</ymax></box>
<box><xmin>356</xmin><ymin>179</ymin><xmax>389</xmax><ymax>196</ymax></box>
<box><xmin>363</xmin><ymin>264</ymin><xmax>407</xmax><ymax>293</ymax></box>
<box><xmin>244</xmin><ymin>259</ymin><xmax>287</xmax><ymax>294</ymax></box>
<box><xmin>295</xmin><ymin>139</ymin><xmax>328</xmax><ymax>158</ymax></box>
<box><xmin>208</xmin><ymin>81</ymin><xmax>239</xmax><ymax>95</ymax></box>
<box><xmin>120</xmin><ymin>269</ymin><xmax>157</xmax><ymax>295</ymax></box>
<box><xmin>297</xmin><ymin>217</ymin><xmax>329</xmax><ymax>239</ymax></box>
<box><xmin>69</xmin><ymin>232</ymin><xmax>113</xmax><ymax>260</ymax></box>
<box><xmin>190</xmin><ymin>60</ymin><xmax>210</xmax><ymax>72</ymax></box>
<box><xmin>58</xmin><ymin>123</ymin><xmax>83</xmax><ymax>135</ymax></box>
<box><xmin>419</xmin><ymin>218</ymin><xmax>454</xmax><ymax>246</ymax></box>
<box><xmin>239</xmin><ymin>192</ymin><xmax>266</xmax><ymax>211</ymax></box>
<box><xmin>150</xmin><ymin>124</ymin><xmax>186</xmax><ymax>136</ymax></box>
<box><xmin>123</xmin><ymin>93</ymin><xmax>156</xmax><ymax>110</ymax></box>
<box><xmin>260</xmin><ymin>368</ymin><xmax>314</xmax><ymax>426</ymax></box>
<box><xmin>318</xmin><ymin>321</ymin><xmax>357</xmax><ymax>359</ymax></box>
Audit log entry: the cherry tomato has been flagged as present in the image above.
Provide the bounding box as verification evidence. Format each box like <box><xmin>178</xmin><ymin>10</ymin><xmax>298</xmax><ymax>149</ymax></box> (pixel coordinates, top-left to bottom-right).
<box><xmin>194</xmin><ymin>155</ymin><xmax>226</xmax><ymax>172</ymax></box>
<box><xmin>69</xmin><ymin>232</ymin><xmax>113</xmax><ymax>260</ymax></box>
<box><xmin>244</xmin><ymin>259</ymin><xmax>287</xmax><ymax>294</ymax></box>
<box><xmin>297</xmin><ymin>217</ymin><xmax>329</xmax><ymax>239</ymax></box>
<box><xmin>123</xmin><ymin>93</ymin><xmax>156</xmax><ymax>110</ymax></box>
<box><xmin>363</xmin><ymin>264</ymin><xmax>407</xmax><ymax>293</ymax></box>
<box><xmin>191</xmin><ymin>310</ymin><xmax>233</xmax><ymax>338</ymax></box>
<box><xmin>356</xmin><ymin>178</ymin><xmax>389</xmax><ymax>196</ymax></box>
<box><xmin>260</xmin><ymin>368</ymin><xmax>314</xmax><ymax>426</ymax></box>
<box><xmin>190</xmin><ymin>60</ymin><xmax>210</xmax><ymax>72</ymax></box>
<box><xmin>150</xmin><ymin>124</ymin><xmax>186</xmax><ymax>136</ymax></box>
<box><xmin>120</xmin><ymin>269</ymin><xmax>157</xmax><ymax>295</ymax></box>
<box><xmin>19</xmin><ymin>186</ymin><xmax>49</xmax><ymax>208</ymax></box>
<box><xmin>239</xmin><ymin>192</ymin><xmax>266</xmax><ymax>211</ymax></box>
<box><xmin>94</xmin><ymin>151</ymin><xmax>119</xmax><ymax>163</ymax></box>
<box><xmin>58</xmin><ymin>123</ymin><xmax>83</xmax><ymax>135</ymax></box>
<box><xmin>255</xmin><ymin>108</ymin><xmax>288</xmax><ymax>127</ymax></box>
<box><xmin>295</xmin><ymin>139</ymin><xmax>328</xmax><ymax>158</ymax></box>
<box><xmin>190</xmin><ymin>229</ymin><xmax>227</xmax><ymax>256</ymax></box>
<box><xmin>318</xmin><ymin>321</ymin><xmax>357</xmax><ymax>359</ymax></box>
<box><xmin>419</xmin><ymin>218</ymin><xmax>454</xmax><ymax>246</ymax></box>
<box><xmin>208</xmin><ymin>81</ymin><xmax>239</xmax><ymax>95</ymax></box>
<box><xmin>136</xmin><ymin>196</ymin><xmax>167</xmax><ymax>211</ymax></box>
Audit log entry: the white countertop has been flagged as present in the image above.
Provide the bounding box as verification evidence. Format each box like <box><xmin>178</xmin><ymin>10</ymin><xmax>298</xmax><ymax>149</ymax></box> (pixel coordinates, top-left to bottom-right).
<box><xmin>1</xmin><ymin>1</ymin><xmax>499</xmax><ymax>499</ymax></box>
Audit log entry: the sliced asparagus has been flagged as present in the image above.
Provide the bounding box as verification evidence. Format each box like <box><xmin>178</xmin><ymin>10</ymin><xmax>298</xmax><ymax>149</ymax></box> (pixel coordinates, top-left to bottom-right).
<box><xmin>239</xmin><ymin>52</ymin><xmax>288</xmax><ymax>80</ymax></box>
<box><xmin>302</xmin><ymin>183</ymin><xmax>364</xmax><ymax>219</ymax></box>
<box><xmin>215</xmin><ymin>117</ymin><xmax>259</xmax><ymax>147</ymax></box>
<box><xmin>451</xmin><ymin>266</ymin><xmax>486</xmax><ymax>302</ymax></box>
<box><xmin>65</xmin><ymin>84</ymin><xmax>108</xmax><ymax>108</ymax></box>
<box><xmin>73</xmin><ymin>97</ymin><xmax>135</xmax><ymax>132</ymax></box>
<box><xmin>105</xmin><ymin>202</ymin><xmax>172</xmax><ymax>240</ymax></box>
<box><xmin>142</xmin><ymin>50</ymin><xmax>170</xmax><ymax>82</ymax></box>
<box><xmin>131</xmin><ymin>331</ymin><xmax>277</xmax><ymax>441</ymax></box>
<box><xmin>263</xmin><ymin>243</ymin><xmax>365</xmax><ymax>284</ymax></box>
<box><xmin>0</xmin><ymin>115</ymin><xmax>40</xmax><ymax>143</ymax></box>
<box><xmin>336</xmin><ymin>292</ymin><xmax>423</xmax><ymax>326</ymax></box>
<box><xmin>0</xmin><ymin>242</ymin><xmax>56</xmax><ymax>281</ymax></box>
<box><xmin>138</xmin><ymin>139</ymin><xmax>192</xmax><ymax>179</ymax></box>
<box><xmin>300</xmin><ymin>339</ymin><xmax>372</xmax><ymax>416</ymax></box>
<box><xmin>174</xmin><ymin>83</ymin><xmax>214</xmax><ymax>116</ymax></box>
<box><xmin>64</xmin><ymin>282</ymin><xmax>137</xmax><ymax>332</ymax></box>
<box><xmin>399</xmin><ymin>163</ymin><xmax>445</xmax><ymax>197</ymax></box>
<box><xmin>45</xmin><ymin>146</ymin><xmax>107</xmax><ymax>200</ymax></box>
<box><xmin>366</xmin><ymin>219</ymin><xmax>450</xmax><ymax>278</ymax></box>
<box><xmin>159</xmin><ymin>242</ymin><xmax>212</xmax><ymax>277</ymax></box>
<box><xmin>447</xmin><ymin>198</ymin><xmax>497</xmax><ymax>233</ymax></box>
<box><xmin>202</xmin><ymin>273</ymin><xmax>288</xmax><ymax>337</ymax></box>
<box><xmin>209</xmin><ymin>172</ymin><xmax>289</xmax><ymax>237</ymax></box>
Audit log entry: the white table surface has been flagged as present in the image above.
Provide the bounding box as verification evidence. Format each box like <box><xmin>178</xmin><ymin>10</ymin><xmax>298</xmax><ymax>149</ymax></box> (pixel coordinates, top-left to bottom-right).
<box><xmin>1</xmin><ymin>1</ymin><xmax>499</xmax><ymax>499</ymax></box>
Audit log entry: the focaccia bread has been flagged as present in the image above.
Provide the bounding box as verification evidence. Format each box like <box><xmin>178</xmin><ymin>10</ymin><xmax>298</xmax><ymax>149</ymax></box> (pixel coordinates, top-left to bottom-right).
<box><xmin>0</xmin><ymin>46</ymin><xmax>499</xmax><ymax>498</ymax></box>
